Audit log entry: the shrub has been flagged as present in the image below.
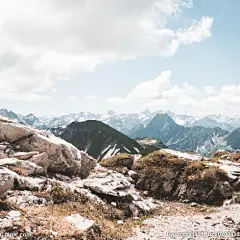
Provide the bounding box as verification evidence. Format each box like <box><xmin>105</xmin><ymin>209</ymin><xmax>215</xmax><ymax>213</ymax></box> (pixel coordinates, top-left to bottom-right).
<box><xmin>133</xmin><ymin>151</ymin><xmax>187</xmax><ymax>173</ymax></box>
<box><xmin>100</xmin><ymin>154</ymin><xmax>134</xmax><ymax>169</ymax></box>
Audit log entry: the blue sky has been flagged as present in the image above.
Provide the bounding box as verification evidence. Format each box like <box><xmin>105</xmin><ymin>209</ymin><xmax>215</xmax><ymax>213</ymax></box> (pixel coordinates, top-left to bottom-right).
<box><xmin>0</xmin><ymin>0</ymin><xmax>239</xmax><ymax>116</ymax></box>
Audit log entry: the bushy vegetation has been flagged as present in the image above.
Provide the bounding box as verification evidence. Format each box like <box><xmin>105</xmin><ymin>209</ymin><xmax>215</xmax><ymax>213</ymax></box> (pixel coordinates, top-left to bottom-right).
<box><xmin>132</xmin><ymin>151</ymin><xmax>232</xmax><ymax>204</ymax></box>
<box><xmin>212</xmin><ymin>151</ymin><xmax>240</xmax><ymax>162</ymax></box>
<box><xmin>100</xmin><ymin>153</ymin><xmax>134</xmax><ymax>169</ymax></box>
<box><xmin>181</xmin><ymin>162</ymin><xmax>228</xmax><ymax>183</ymax></box>
<box><xmin>134</xmin><ymin>151</ymin><xmax>187</xmax><ymax>172</ymax></box>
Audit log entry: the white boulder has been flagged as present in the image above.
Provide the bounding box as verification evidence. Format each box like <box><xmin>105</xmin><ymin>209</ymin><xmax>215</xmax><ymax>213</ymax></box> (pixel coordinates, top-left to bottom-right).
<box><xmin>66</xmin><ymin>214</ymin><xmax>97</xmax><ymax>232</ymax></box>
<box><xmin>0</xmin><ymin>119</ymin><xmax>96</xmax><ymax>178</ymax></box>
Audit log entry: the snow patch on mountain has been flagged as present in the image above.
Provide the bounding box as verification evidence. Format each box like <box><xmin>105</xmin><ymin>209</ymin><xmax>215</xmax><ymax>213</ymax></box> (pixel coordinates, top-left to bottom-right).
<box><xmin>160</xmin><ymin>149</ymin><xmax>207</xmax><ymax>161</ymax></box>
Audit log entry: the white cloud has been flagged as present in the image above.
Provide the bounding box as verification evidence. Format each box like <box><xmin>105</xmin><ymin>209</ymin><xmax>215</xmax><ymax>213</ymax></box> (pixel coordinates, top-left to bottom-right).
<box><xmin>0</xmin><ymin>92</ymin><xmax>51</xmax><ymax>102</ymax></box>
<box><xmin>202</xmin><ymin>85</ymin><xmax>240</xmax><ymax>108</ymax></box>
<box><xmin>108</xmin><ymin>71</ymin><xmax>240</xmax><ymax>115</ymax></box>
<box><xmin>162</xmin><ymin>16</ymin><xmax>213</xmax><ymax>57</ymax></box>
<box><xmin>177</xmin><ymin>95</ymin><xmax>199</xmax><ymax>107</ymax></box>
<box><xmin>127</xmin><ymin>70</ymin><xmax>172</xmax><ymax>101</ymax></box>
<box><xmin>204</xmin><ymin>86</ymin><xmax>217</xmax><ymax>95</ymax></box>
<box><xmin>0</xmin><ymin>0</ymin><xmax>213</xmax><ymax>101</ymax></box>
<box><xmin>85</xmin><ymin>95</ymin><xmax>100</xmax><ymax>100</ymax></box>
<box><xmin>108</xmin><ymin>70</ymin><xmax>199</xmax><ymax>108</ymax></box>
<box><xmin>67</xmin><ymin>96</ymin><xmax>78</xmax><ymax>101</ymax></box>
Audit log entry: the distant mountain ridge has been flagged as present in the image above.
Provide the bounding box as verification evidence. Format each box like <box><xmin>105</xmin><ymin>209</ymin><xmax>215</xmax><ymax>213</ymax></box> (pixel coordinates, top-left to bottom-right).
<box><xmin>54</xmin><ymin>120</ymin><xmax>144</xmax><ymax>160</ymax></box>
<box><xmin>1</xmin><ymin>108</ymin><xmax>240</xmax><ymax>133</ymax></box>
<box><xmin>226</xmin><ymin>128</ymin><xmax>240</xmax><ymax>150</ymax></box>
<box><xmin>0</xmin><ymin>108</ymin><xmax>240</xmax><ymax>155</ymax></box>
<box><xmin>129</xmin><ymin>113</ymin><xmax>240</xmax><ymax>156</ymax></box>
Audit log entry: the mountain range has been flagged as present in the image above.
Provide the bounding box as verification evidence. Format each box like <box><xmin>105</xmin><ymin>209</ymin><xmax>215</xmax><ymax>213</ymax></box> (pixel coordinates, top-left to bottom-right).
<box><xmin>1</xmin><ymin>108</ymin><xmax>240</xmax><ymax>133</ymax></box>
<box><xmin>0</xmin><ymin>108</ymin><xmax>239</xmax><ymax>156</ymax></box>
<box><xmin>129</xmin><ymin>113</ymin><xmax>240</xmax><ymax>155</ymax></box>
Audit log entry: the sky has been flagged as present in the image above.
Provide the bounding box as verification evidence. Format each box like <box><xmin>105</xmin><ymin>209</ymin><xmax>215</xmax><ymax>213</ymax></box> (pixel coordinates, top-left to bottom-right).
<box><xmin>0</xmin><ymin>0</ymin><xmax>239</xmax><ymax>117</ymax></box>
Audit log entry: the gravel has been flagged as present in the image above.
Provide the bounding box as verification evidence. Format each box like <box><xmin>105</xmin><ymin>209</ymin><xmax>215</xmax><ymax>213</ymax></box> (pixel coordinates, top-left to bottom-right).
<box><xmin>127</xmin><ymin>204</ymin><xmax>240</xmax><ymax>240</ymax></box>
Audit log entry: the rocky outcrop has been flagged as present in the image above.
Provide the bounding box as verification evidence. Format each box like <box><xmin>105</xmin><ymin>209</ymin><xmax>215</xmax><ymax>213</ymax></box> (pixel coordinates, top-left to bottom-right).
<box><xmin>132</xmin><ymin>151</ymin><xmax>236</xmax><ymax>205</ymax></box>
<box><xmin>0</xmin><ymin>117</ymin><xmax>96</xmax><ymax>177</ymax></box>
<box><xmin>0</xmin><ymin>172</ymin><xmax>14</xmax><ymax>197</ymax></box>
<box><xmin>0</xmin><ymin>158</ymin><xmax>45</xmax><ymax>176</ymax></box>
<box><xmin>82</xmin><ymin>165</ymin><xmax>159</xmax><ymax>214</ymax></box>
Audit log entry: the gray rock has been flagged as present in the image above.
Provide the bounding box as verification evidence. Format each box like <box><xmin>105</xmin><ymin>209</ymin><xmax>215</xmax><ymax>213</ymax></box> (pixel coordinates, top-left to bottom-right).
<box><xmin>0</xmin><ymin>158</ymin><xmax>45</xmax><ymax>175</ymax></box>
<box><xmin>125</xmin><ymin>203</ymin><xmax>140</xmax><ymax>217</ymax></box>
<box><xmin>66</xmin><ymin>214</ymin><xmax>98</xmax><ymax>232</ymax></box>
<box><xmin>0</xmin><ymin>120</ymin><xmax>96</xmax><ymax>178</ymax></box>
<box><xmin>0</xmin><ymin>172</ymin><xmax>14</xmax><ymax>197</ymax></box>
<box><xmin>13</xmin><ymin>151</ymin><xmax>39</xmax><ymax>160</ymax></box>
<box><xmin>224</xmin><ymin>194</ymin><xmax>240</xmax><ymax>205</ymax></box>
<box><xmin>55</xmin><ymin>173</ymin><xmax>71</xmax><ymax>182</ymax></box>
<box><xmin>29</xmin><ymin>152</ymin><xmax>49</xmax><ymax>173</ymax></box>
<box><xmin>83</xmin><ymin>172</ymin><xmax>132</xmax><ymax>200</ymax></box>
<box><xmin>7</xmin><ymin>210</ymin><xmax>21</xmax><ymax>220</ymax></box>
<box><xmin>128</xmin><ymin>170</ymin><xmax>138</xmax><ymax>180</ymax></box>
<box><xmin>233</xmin><ymin>180</ymin><xmax>240</xmax><ymax>191</ymax></box>
<box><xmin>16</xmin><ymin>176</ymin><xmax>47</xmax><ymax>191</ymax></box>
<box><xmin>6</xmin><ymin>190</ymin><xmax>50</xmax><ymax>208</ymax></box>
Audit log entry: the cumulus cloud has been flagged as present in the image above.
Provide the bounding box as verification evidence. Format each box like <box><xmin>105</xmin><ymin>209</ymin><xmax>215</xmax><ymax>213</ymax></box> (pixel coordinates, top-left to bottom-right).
<box><xmin>202</xmin><ymin>85</ymin><xmax>240</xmax><ymax>108</ymax></box>
<box><xmin>204</xmin><ymin>86</ymin><xmax>217</xmax><ymax>95</ymax></box>
<box><xmin>108</xmin><ymin>70</ymin><xmax>200</xmax><ymax>108</ymax></box>
<box><xmin>0</xmin><ymin>0</ymin><xmax>213</xmax><ymax>101</ymax></box>
<box><xmin>127</xmin><ymin>70</ymin><xmax>172</xmax><ymax>101</ymax></box>
<box><xmin>108</xmin><ymin>71</ymin><xmax>240</xmax><ymax>115</ymax></box>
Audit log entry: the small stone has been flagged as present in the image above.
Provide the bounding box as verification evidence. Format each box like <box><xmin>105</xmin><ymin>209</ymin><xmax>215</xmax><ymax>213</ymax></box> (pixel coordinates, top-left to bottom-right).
<box><xmin>128</xmin><ymin>170</ymin><xmax>138</xmax><ymax>179</ymax></box>
<box><xmin>66</xmin><ymin>214</ymin><xmax>96</xmax><ymax>231</ymax></box>
<box><xmin>222</xmin><ymin>216</ymin><xmax>235</xmax><ymax>227</ymax></box>
<box><xmin>190</xmin><ymin>202</ymin><xmax>198</xmax><ymax>207</ymax></box>
<box><xmin>125</xmin><ymin>203</ymin><xmax>140</xmax><ymax>217</ymax></box>
<box><xmin>117</xmin><ymin>220</ymin><xmax>124</xmax><ymax>225</ymax></box>
<box><xmin>51</xmin><ymin>231</ymin><xmax>58</xmax><ymax>236</ymax></box>
<box><xmin>143</xmin><ymin>191</ymin><xmax>149</xmax><ymax>196</ymax></box>
<box><xmin>25</xmin><ymin>226</ymin><xmax>32</xmax><ymax>233</ymax></box>
<box><xmin>7</xmin><ymin>210</ymin><xmax>21</xmax><ymax>220</ymax></box>
<box><xmin>15</xmin><ymin>145</ymin><xmax>21</xmax><ymax>150</ymax></box>
<box><xmin>55</xmin><ymin>174</ymin><xmax>71</xmax><ymax>182</ymax></box>
<box><xmin>111</xmin><ymin>202</ymin><xmax>117</xmax><ymax>207</ymax></box>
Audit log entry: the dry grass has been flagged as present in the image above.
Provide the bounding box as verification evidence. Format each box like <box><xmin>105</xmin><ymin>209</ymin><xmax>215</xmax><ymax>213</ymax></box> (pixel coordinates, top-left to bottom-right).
<box><xmin>133</xmin><ymin>151</ymin><xmax>187</xmax><ymax>173</ymax></box>
<box><xmin>153</xmin><ymin>201</ymin><xmax>217</xmax><ymax>217</ymax></box>
<box><xmin>22</xmin><ymin>199</ymin><xmax>143</xmax><ymax>240</ymax></box>
<box><xmin>21</xmin><ymin>182</ymin><xmax>143</xmax><ymax>239</ymax></box>
<box><xmin>211</xmin><ymin>151</ymin><xmax>240</xmax><ymax>162</ymax></box>
<box><xmin>132</xmin><ymin>151</ymin><xmax>231</xmax><ymax>204</ymax></box>
<box><xmin>100</xmin><ymin>153</ymin><xmax>134</xmax><ymax>169</ymax></box>
<box><xmin>181</xmin><ymin>162</ymin><xmax>228</xmax><ymax>183</ymax></box>
<box><xmin>232</xmin><ymin>152</ymin><xmax>240</xmax><ymax>161</ymax></box>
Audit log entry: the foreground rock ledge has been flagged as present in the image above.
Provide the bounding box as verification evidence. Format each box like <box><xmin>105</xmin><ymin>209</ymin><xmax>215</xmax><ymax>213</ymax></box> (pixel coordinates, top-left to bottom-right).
<box><xmin>0</xmin><ymin>117</ymin><xmax>96</xmax><ymax>178</ymax></box>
